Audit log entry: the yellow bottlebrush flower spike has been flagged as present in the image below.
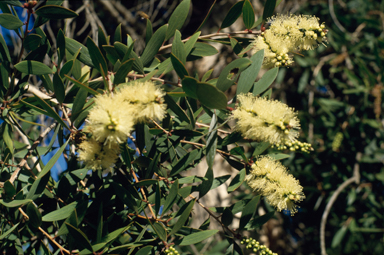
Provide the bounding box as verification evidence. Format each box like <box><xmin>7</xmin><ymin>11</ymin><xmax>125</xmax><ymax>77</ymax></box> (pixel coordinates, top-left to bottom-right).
<box><xmin>78</xmin><ymin>138</ymin><xmax>120</xmax><ymax>171</ymax></box>
<box><xmin>252</xmin><ymin>14</ymin><xmax>327</xmax><ymax>68</ymax></box>
<box><xmin>116</xmin><ymin>81</ymin><xmax>167</xmax><ymax>122</ymax></box>
<box><xmin>87</xmin><ymin>93</ymin><xmax>135</xmax><ymax>145</ymax></box>
<box><xmin>245</xmin><ymin>156</ymin><xmax>305</xmax><ymax>215</ymax></box>
<box><xmin>233</xmin><ymin>93</ymin><xmax>301</xmax><ymax>149</ymax></box>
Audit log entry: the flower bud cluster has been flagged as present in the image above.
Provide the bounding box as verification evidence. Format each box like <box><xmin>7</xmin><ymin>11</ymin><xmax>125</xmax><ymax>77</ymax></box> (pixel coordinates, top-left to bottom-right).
<box><xmin>252</xmin><ymin>14</ymin><xmax>328</xmax><ymax>68</ymax></box>
<box><xmin>245</xmin><ymin>156</ymin><xmax>305</xmax><ymax>215</ymax></box>
<box><xmin>164</xmin><ymin>246</ymin><xmax>179</xmax><ymax>255</ymax></box>
<box><xmin>241</xmin><ymin>238</ymin><xmax>278</xmax><ymax>255</ymax></box>
<box><xmin>77</xmin><ymin>81</ymin><xmax>166</xmax><ymax>172</ymax></box>
<box><xmin>332</xmin><ymin>132</ymin><xmax>343</xmax><ymax>151</ymax></box>
<box><xmin>272</xmin><ymin>140</ymin><xmax>313</xmax><ymax>153</ymax></box>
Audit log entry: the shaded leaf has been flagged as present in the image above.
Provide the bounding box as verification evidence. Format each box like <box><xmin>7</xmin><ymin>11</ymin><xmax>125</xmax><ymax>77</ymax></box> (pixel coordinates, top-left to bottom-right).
<box><xmin>242</xmin><ymin>0</ymin><xmax>255</xmax><ymax>29</ymax></box>
<box><xmin>0</xmin><ymin>13</ymin><xmax>23</xmax><ymax>30</ymax></box>
<box><xmin>66</xmin><ymin>223</ymin><xmax>93</xmax><ymax>252</ymax></box>
<box><xmin>35</xmin><ymin>5</ymin><xmax>78</xmax><ymax>19</ymax></box>
<box><xmin>179</xmin><ymin>229</ymin><xmax>219</xmax><ymax>246</ymax></box>
<box><xmin>26</xmin><ymin>203</ymin><xmax>42</xmax><ymax>228</ymax></box>
<box><xmin>217</xmin><ymin>58</ymin><xmax>251</xmax><ymax>92</ymax></box>
<box><xmin>170</xmin><ymin>199</ymin><xmax>195</xmax><ymax>235</ymax></box>
<box><xmin>239</xmin><ymin>196</ymin><xmax>260</xmax><ymax>230</ymax></box>
<box><xmin>228</xmin><ymin>169</ymin><xmax>246</xmax><ymax>193</ymax></box>
<box><xmin>86</xmin><ymin>36</ymin><xmax>108</xmax><ymax>75</ymax></box>
<box><xmin>14</xmin><ymin>60</ymin><xmax>53</xmax><ymax>75</ymax></box>
<box><xmin>220</xmin><ymin>1</ymin><xmax>244</xmax><ymax>29</ymax></box>
<box><xmin>171</xmin><ymin>53</ymin><xmax>188</xmax><ymax>79</ymax></box>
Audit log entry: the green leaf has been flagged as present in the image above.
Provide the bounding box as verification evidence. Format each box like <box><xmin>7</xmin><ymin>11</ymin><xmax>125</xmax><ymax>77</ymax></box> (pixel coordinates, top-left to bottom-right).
<box><xmin>217</xmin><ymin>58</ymin><xmax>251</xmax><ymax>92</ymax></box>
<box><xmin>2</xmin><ymin>123</ymin><xmax>13</xmax><ymax>153</ymax></box>
<box><xmin>222</xmin><ymin>208</ymin><xmax>234</xmax><ymax>226</ymax></box>
<box><xmin>0</xmin><ymin>223</ymin><xmax>20</xmax><ymax>240</ymax></box>
<box><xmin>145</xmin><ymin>152</ymin><xmax>161</xmax><ymax>179</ymax></box>
<box><xmin>199</xmin><ymin>167</ymin><xmax>213</xmax><ymax>198</ymax></box>
<box><xmin>53</xmin><ymin>72</ymin><xmax>65</xmax><ymax>104</ymax></box>
<box><xmin>237</xmin><ymin>49</ymin><xmax>264</xmax><ymax>95</ymax></box>
<box><xmin>196</xmin><ymin>81</ymin><xmax>228</xmax><ymax>109</ymax></box>
<box><xmin>331</xmin><ymin>225</ymin><xmax>348</xmax><ymax>248</ymax></box>
<box><xmin>71</xmin><ymin>88</ymin><xmax>88</xmax><ymax>122</ymax></box>
<box><xmin>3</xmin><ymin>181</ymin><xmax>16</xmax><ymax>198</ymax></box>
<box><xmin>163</xmin><ymin>94</ymin><xmax>190</xmax><ymax>124</ymax></box>
<box><xmin>141</xmin><ymin>24</ymin><xmax>167</xmax><ymax>67</ymax></box>
<box><xmin>24</xmin><ymin>34</ymin><xmax>42</xmax><ymax>51</ymax></box>
<box><xmin>114</xmin><ymin>59</ymin><xmax>134</xmax><ymax>85</ymax></box>
<box><xmin>252</xmin><ymin>142</ymin><xmax>270</xmax><ymax>156</ymax></box>
<box><xmin>26</xmin><ymin>202</ymin><xmax>42</xmax><ymax>228</ymax></box>
<box><xmin>136</xmin><ymin>246</ymin><xmax>153</xmax><ymax>255</ymax></box>
<box><xmin>145</xmin><ymin>18</ymin><xmax>153</xmax><ymax>44</ymax></box>
<box><xmin>111</xmin><ymin>183</ymin><xmax>138</xmax><ymax>213</ymax></box>
<box><xmin>253</xmin><ymin>67</ymin><xmax>278</xmax><ymax>95</ymax></box>
<box><xmin>65</xmin><ymin>75</ymin><xmax>99</xmax><ymax>95</ymax></box>
<box><xmin>162</xmin><ymin>179</ymin><xmax>179</xmax><ymax>214</ymax></box>
<box><xmin>0</xmin><ymin>13</ymin><xmax>23</xmax><ymax>30</ymax></box>
<box><xmin>114</xmin><ymin>23</ymin><xmax>122</xmax><ymax>43</ymax></box>
<box><xmin>152</xmin><ymin>222</ymin><xmax>167</xmax><ymax>241</ymax></box>
<box><xmin>42</xmin><ymin>202</ymin><xmax>78</xmax><ymax>222</ymax></box>
<box><xmin>172</xmin><ymin>30</ymin><xmax>186</xmax><ymax>64</ymax></box>
<box><xmin>262</xmin><ymin>0</ymin><xmax>277</xmax><ymax>21</ymax></box>
<box><xmin>0</xmin><ymin>33</ymin><xmax>11</xmax><ymax>63</ymax></box>
<box><xmin>170</xmin><ymin>199</ymin><xmax>195</xmax><ymax>235</ymax></box>
<box><xmin>269</xmin><ymin>153</ymin><xmax>290</xmax><ymax>160</ymax></box>
<box><xmin>65</xmin><ymin>37</ymin><xmax>93</xmax><ymax>67</ymax></box>
<box><xmin>1</xmin><ymin>1</ymin><xmax>22</xmax><ymax>7</ymax></box>
<box><xmin>239</xmin><ymin>196</ymin><xmax>260</xmax><ymax>230</ymax></box>
<box><xmin>86</xmin><ymin>36</ymin><xmax>108</xmax><ymax>75</ymax></box>
<box><xmin>37</xmin><ymin>139</ymin><xmax>70</xmax><ymax>179</ymax></box>
<box><xmin>35</xmin><ymin>5</ymin><xmax>78</xmax><ymax>19</ymax></box>
<box><xmin>190</xmin><ymin>42</ymin><xmax>218</xmax><ymax>57</ymax></box>
<box><xmin>170</xmin><ymin>149</ymin><xmax>201</xmax><ymax>176</ymax></box>
<box><xmin>0</xmin><ymin>199</ymin><xmax>32</xmax><ymax>208</ymax></box>
<box><xmin>179</xmin><ymin>229</ymin><xmax>219</xmax><ymax>246</ymax></box>
<box><xmin>220</xmin><ymin>1</ymin><xmax>244</xmax><ymax>29</ymax></box>
<box><xmin>171</xmin><ymin>53</ymin><xmax>188</xmax><ymax>79</ymax></box>
<box><xmin>32</xmin><ymin>93</ymin><xmax>70</xmax><ymax>129</ymax></box>
<box><xmin>242</xmin><ymin>0</ymin><xmax>255</xmax><ymax>29</ymax></box>
<box><xmin>47</xmin><ymin>0</ymin><xmax>65</xmax><ymax>5</ymax></box>
<box><xmin>228</xmin><ymin>169</ymin><xmax>246</xmax><ymax>193</ymax></box>
<box><xmin>211</xmin><ymin>175</ymin><xmax>231</xmax><ymax>190</ymax></box>
<box><xmin>165</xmin><ymin>0</ymin><xmax>191</xmax><ymax>41</ymax></box>
<box><xmin>247</xmin><ymin>211</ymin><xmax>275</xmax><ymax>229</ymax></box>
<box><xmin>26</xmin><ymin>174</ymin><xmax>50</xmax><ymax>201</ymax></box>
<box><xmin>182</xmin><ymin>76</ymin><xmax>198</xmax><ymax>98</ymax></box>
<box><xmin>206</xmin><ymin>113</ymin><xmax>218</xmax><ymax>168</ymax></box>
<box><xmin>14</xmin><ymin>60</ymin><xmax>53</xmax><ymax>75</ymax></box>
<box><xmin>221</xmin><ymin>132</ymin><xmax>242</xmax><ymax>147</ymax></box>
<box><xmin>66</xmin><ymin>223</ymin><xmax>93</xmax><ymax>252</ymax></box>
<box><xmin>184</xmin><ymin>31</ymin><xmax>201</xmax><ymax>55</ymax></box>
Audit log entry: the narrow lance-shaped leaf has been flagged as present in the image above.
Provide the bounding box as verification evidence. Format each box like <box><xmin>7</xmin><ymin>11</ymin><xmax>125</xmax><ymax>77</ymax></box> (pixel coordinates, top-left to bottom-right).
<box><xmin>220</xmin><ymin>1</ymin><xmax>244</xmax><ymax>30</ymax></box>
<box><xmin>237</xmin><ymin>49</ymin><xmax>264</xmax><ymax>95</ymax></box>
<box><xmin>165</xmin><ymin>0</ymin><xmax>191</xmax><ymax>40</ymax></box>
<box><xmin>178</xmin><ymin>229</ymin><xmax>219</xmax><ymax>246</ymax></box>
<box><xmin>141</xmin><ymin>24</ymin><xmax>167</xmax><ymax>67</ymax></box>
<box><xmin>253</xmin><ymin>67</ymin><xmax>279</xmax><ymax>96</ymax></box>
<box><xmin>242</xmin><ymin>0</ymin><xmax>255</xmax><ymax>29</ymax></box>
<box><xmin>169</xmin><ymin>199</ymin><xmax>195</xmax><ymax>235</ymax></box>
<box><xmin>35</xmin><ymin>5</ymin><xmax>78</xmax><ymax>19</ymax></box>
<box><xmin>86</xmin><ymin>36</ymin><xmax>108</xmax><ymax>75</ymax></box>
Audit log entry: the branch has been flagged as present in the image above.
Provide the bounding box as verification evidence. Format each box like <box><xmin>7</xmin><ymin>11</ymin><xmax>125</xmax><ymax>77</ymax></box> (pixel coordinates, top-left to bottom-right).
<box><xmin>9</xmin><ymin>122</ymin><xmax>57</xmax><ymax>184</ymax></box>
<box><xmin>320</xmin><ymin>152</ymin><xmax>361</xmax><ymax>255</ymax></box>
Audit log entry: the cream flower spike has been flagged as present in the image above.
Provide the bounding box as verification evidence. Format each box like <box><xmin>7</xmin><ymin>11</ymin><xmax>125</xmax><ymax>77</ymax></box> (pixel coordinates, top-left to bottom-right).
<box><xmin>233</xmin><ymin>93</ymin><xmax>300</xmax><ymax>147</ymax></box>
<box><xmin>78</xmin><ymin>138</ymin><xmax>120</xmax><ymax>172</ymax></box>
<box><xmin>245</xmin><ymin>156</ymin><xmax>305</xmax><ymax>215</ymax></box>
<box><xmin>252</xmin><ymin>13</ymin><xmax>327</xmax><ymax>68</ymax></box>
<box><xmin>116</xmin><ymin>80</ymin><xmax>167</xmax><ymax>122</ymax></box>
<box><xmin>87</xmin><ymin>92</ymin><xmax>135</xmax><ymax>146</ymax></box>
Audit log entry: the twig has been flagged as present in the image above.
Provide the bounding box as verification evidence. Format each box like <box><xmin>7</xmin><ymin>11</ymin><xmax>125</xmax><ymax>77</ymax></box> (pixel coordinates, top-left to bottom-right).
<box><xmin>159</xmin><ymin>31</ymin><xmax>260</xmax><ymax>51</ymax></box>
<box><xmin>131</xmin><ymin>169</ymin><xmax>157</xmax><ymax>219</ymax></box>
<box><xmin>329</xmin><ymin>0</ymin><xmax>347</xmax><ymax>33</ymax></box>
<box><xmin>320</xmin><ymin>152</ymin><xmax>361</xmax><ymax>255</ymax></box>
<box><xmin>9</xmin><ymin>122</ymin><xmax>57</xmax><ymax>184</ymax></box>
<box><xmin>38</xmin><ymin>227</ymin><xmax>70</xmax><ymax>254</ymax></box>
